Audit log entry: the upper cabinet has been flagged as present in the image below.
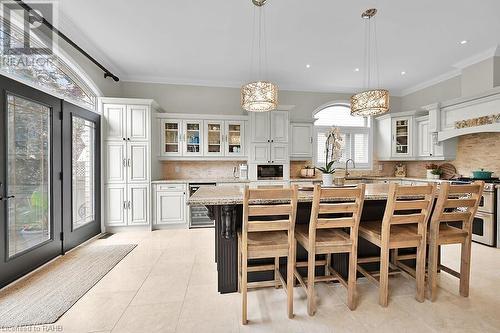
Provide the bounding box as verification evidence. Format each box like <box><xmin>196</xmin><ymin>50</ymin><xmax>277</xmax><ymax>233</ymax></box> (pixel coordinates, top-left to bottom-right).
<box><xmin>392</xmin><ymin>116</ymin><xmax>413</xmax><ymax>157</ymax></box>
<box><xmin>104</xmin><ymin>104</ymin><xmax>149</xmax><ymax>142</ymax></box>
<box><xmin>249</xmin><ymin>110</ymin><xmax>290</xmax><ymax>165</ymax></box>
<box><xmin>290</xmin><ymin>123</ymin><xmax>313</xmax><ymax>159</ymax></box>
<box><xmin>375</xmin><ymin>111</ymin><xmax>457</xmax><ymax>161</ymax></box>
<box><xmin>158</xmin><ymin>115</ymin><xmax>247</xmax><ymax>159</ymax></box>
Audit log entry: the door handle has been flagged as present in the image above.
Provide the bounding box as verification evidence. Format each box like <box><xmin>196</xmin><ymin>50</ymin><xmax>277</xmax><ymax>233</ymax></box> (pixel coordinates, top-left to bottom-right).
<box><xmin>123</xmin><ymin>201</ymin><xmax>127</xmax><ymax>209</ymax></box>
<box><xmin>127</xmin><ymin>201</ymin><xmax>131</xmax><ymax>209</ymax></box>
<box><xmin>127</xmin><ymin>158</ymin><xmax>131</xmax><ymax>167</ymax></box>
<box><xmin>123</xmin><ymin>158</ymin><xmax>127</xmax><ymax>167</ymax></box>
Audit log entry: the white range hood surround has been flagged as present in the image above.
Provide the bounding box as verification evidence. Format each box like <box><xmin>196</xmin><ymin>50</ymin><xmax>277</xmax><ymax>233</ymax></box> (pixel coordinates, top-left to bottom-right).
<box><xmin>423</xmin><ymin>86</ymin><xmax>500</xmax><ymax>142</ymax></box>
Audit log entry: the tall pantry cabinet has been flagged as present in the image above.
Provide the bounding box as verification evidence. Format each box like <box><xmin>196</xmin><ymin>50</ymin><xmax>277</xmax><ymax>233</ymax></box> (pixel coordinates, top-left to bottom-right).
<box><xmin>101</xmin><ymin>98</ymin><xmax>158</xmax><ymax>229</ymax></box>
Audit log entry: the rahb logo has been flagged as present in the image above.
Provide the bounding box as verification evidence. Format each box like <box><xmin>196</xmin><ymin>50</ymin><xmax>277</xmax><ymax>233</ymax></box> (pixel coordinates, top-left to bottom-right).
<box><xmin>1</xmin><ymin>1</ymin><xmax>56</xmax><ymax>55</ymax></box>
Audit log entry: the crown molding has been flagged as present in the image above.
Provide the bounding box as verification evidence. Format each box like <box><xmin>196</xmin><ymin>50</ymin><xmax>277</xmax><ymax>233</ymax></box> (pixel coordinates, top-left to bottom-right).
<box><xmin>400</xmin><ymin>69</ymin><xmax>461</xmax><ymax>96</ymax></box>
<box><xmin>452</xmin><ymin>45</ymin><xmax>500</xmax><ymax>69</ymax></box>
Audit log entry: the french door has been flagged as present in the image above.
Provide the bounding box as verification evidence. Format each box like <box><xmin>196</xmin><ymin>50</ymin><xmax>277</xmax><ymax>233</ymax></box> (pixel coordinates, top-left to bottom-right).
<box><xmin>0</xmin><ymin>75</ymin><xmax>101</xmax><ymax>288</ymax></box>
<box><xmin>62</xmin><ymin>101</ymin><xmax>101</xmax><ymax>252</ymax></box>
<box><xmin>0</xmin><ymin>76</ymin><xmax>63</xmax><ymax>288</ymax></box>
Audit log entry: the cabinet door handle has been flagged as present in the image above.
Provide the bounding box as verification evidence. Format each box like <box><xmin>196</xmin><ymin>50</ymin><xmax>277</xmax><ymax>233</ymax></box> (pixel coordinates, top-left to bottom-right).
<box><xmin>127</xmin><ymin>201</ymin><xmax>131</xmax><ymax>209</ymax></box>
<box><xmin>127</xmin><ymin>158</ymin><xmax>131</xmax><ymax>167</ymax></box>
<box><xmin>123</xmin><ymin>201</ymin><xmax>127</xmax><ymax>209</ymax></box>
<box><xmin>123</xmin><ymin>158</ymin><xmax>127</xmax><ymax>167</ymax></box>
<box><xmin>309</xmin><ymin>137</ymin><xmax>313</xmax><ymax>143</ymax></box>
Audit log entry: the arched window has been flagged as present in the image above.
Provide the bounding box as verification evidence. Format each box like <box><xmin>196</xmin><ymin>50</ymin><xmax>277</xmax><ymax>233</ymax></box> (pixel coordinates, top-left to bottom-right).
<box><xmin>0</xmin><ymin>9</ymin><xmax>100</xmax><ymax>110</ymax></box>
<box><xmin>313</xmin><ymin>102</ymin><xmax>372</xmax><ymax>169</ymax></box>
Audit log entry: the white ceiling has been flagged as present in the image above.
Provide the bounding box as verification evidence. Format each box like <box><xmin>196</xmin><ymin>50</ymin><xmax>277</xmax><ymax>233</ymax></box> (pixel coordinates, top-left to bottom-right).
<box><xmin>59</xmin><ymin>0</ymin><xmax>500</xmax><ymax>95</ymax></box>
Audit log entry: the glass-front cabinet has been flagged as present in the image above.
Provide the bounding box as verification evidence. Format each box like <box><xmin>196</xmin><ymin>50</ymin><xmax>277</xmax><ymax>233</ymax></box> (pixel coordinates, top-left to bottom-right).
<box><xmin>160</xmin><ymin>118</ymin><xmax>245</xmax><ymax>158</ymax></box>
<box><xmin>392</xmin><ymin>116</ymin><xmax>412</xmax><ymax>157</ymax></box>
<box><xmin>204</xmin><ymin>121</ymin><xmax>224</xmax><ymax>156</ymax></box>
<box><xmin>161</xmin><ymin>120</ymin><xmax>182</xmax><ymax>156</ymax></box>
<box><xmin>183</xmin><ymin>121</ymin><xmax>203</xmax><ymax>156</ymax></box>
<box><xmin>225</xmin><ymin>121</ymin><xmax>244</xmax><ymax>156</ymax></box>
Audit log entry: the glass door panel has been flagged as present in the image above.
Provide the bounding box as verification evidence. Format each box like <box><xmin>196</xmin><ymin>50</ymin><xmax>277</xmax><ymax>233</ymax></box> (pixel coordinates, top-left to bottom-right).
<box><xmin>395</xmin><ymin>119</ymin><xmax>409</xmax><ymax>154</ymax></box>
<box><xmin>184</xmin><ymin>121</ymin><xmax>202</xmax><ymax>155</ymax></box>
<box><xmin>72</xmin><ymin>117</ymin><xmax>95</xmax><ymax>230</ymax></box>
<box><xmin>164</xmin><ymin>121</ymin><xmax>180</xmax><ymax>154</ymax></box>
<box><xmin>6</xmin><ymin>94</ymin><xmax>51</xmax><ymax>257</ymax></box>
<box><xmin>226</xmin><ymin>122</ymin><xmax>244</xmax><ymax>156</ymax></box>
<box><xmin>205</xmin><ymin>121</ymin><xmax>223</xmax><ymax>155</ymax></box>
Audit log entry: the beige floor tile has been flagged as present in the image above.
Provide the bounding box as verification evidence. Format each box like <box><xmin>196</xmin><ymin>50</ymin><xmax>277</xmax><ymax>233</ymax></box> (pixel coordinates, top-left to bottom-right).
<box><xmin>112</xmin><ymin>302</ymin><xmax>183</xmax><ymax>333</ymax></box>
<box><xmin>56</xmin><ymin>291</ymin><xmax>135</xmax><ymax>332</ymax></box>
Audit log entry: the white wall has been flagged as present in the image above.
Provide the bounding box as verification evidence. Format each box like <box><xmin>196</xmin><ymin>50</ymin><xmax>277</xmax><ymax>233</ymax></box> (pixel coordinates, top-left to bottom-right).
<box><xmin>399</xmin><ymin>76</ymin><xmax>462</xmax><ymax>111</ymax></box>
<box><xmin>461</xmin><ymin>58</ymin><xmax>495</xmax><ymax>97</ymax></box>
<box><xmin>119</xmin><ymin>80</ymin><xmax>402</xmax><ymax>121</ymax></box>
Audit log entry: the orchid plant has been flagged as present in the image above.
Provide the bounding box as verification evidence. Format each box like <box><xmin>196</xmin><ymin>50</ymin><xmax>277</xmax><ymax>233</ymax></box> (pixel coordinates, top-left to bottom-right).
<box><xmin>316</xmin><ymin>127</ymin><xmax>343</xmax><ymax>174</ymax></box>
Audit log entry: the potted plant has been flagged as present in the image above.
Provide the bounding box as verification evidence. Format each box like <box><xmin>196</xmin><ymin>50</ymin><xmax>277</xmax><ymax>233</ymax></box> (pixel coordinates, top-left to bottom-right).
<box><xmin>425</xmin><ymin>164</ymin><xmax>442</xmax><ymax>179</ymax></box>
<box><xmin>316</xmin><ymin>127</ymin><xmax>343</xmax><ymax>186</ymax></box>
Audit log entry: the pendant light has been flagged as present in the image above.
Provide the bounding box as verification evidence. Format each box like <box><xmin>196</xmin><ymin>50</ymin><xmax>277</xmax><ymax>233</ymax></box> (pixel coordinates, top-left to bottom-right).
<box><xmin>351</xmin><ymin>8</ymin><xmax>389</xmax><ymax>117</ymax></box>
<box><xmin>241</xmin><ymin>0</ymin><xmax>278</xmax><ymax>112</ymax></box>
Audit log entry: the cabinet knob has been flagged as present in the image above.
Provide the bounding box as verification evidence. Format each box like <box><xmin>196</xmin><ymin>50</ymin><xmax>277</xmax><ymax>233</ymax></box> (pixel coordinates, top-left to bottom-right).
<box><xmin>123</xmin><ymin>138</ymin><xmax>126</xmax><ymax>141</ymax></box>
<box><xmin>271</xmin><ymin>139</ymin><xmax>274</xmax><ymax>143</ymax></box>
<box><xmin>127</xmin><ymin>138</ymin><xmax>130</xmax><ymax>141</ymax></box>
<box><xmin>267</xmin><ymin>139</ymin><xmax>270</xmax><ymax>143</ymax></box>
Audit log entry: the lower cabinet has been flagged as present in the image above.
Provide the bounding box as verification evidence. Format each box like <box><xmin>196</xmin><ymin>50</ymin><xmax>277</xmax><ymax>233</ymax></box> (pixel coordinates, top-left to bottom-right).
<box><xmin>104</xmin><ymin>183</ymin><xmax>149</xmax><ymax>226</ymax></box>
<box><xmin>153</xmin><ymin>183</ymin><xmax>187</xmax><ymax>225</ymax></box>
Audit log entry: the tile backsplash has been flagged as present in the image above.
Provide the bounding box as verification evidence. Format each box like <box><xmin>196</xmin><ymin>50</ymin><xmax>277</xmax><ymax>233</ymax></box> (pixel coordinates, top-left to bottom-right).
<box><xmin>380</xmin><ymin>132</ymin><xmax>500</xmax><ymax>178</ymax></box>
<box><xmin>161</xmin><ymin>161</ymin><xmax>242</xmax><ymax>179</ymax></box>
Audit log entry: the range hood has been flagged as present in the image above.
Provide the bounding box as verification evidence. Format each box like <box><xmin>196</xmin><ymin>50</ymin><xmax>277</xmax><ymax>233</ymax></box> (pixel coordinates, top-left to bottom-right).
<box><xmin>422</xmin><ymin>86</ymin><xmax>500</xmax><ymax>142</ymax></box>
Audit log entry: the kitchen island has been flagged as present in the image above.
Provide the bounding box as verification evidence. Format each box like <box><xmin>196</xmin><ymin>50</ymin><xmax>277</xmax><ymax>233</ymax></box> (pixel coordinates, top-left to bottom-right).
<box><xmin>188</xmin><ymin>183</ymin><xmax>423</xmax><ymax>293</ymax></box>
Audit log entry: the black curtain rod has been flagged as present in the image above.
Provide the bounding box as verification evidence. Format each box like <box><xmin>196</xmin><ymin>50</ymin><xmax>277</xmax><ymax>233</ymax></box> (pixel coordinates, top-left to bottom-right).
<box><xmin>14</xmin><ymin>0</ymin><xmax>120</xmax><ymax>82</ymax></box>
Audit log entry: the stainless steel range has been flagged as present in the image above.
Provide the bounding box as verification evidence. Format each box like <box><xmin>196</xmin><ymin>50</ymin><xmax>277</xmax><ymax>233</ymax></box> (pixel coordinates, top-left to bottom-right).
<box><xmin>455</xmin><ymin>178</ymin><xmax>498</xmax><ymax>247</ymax></box>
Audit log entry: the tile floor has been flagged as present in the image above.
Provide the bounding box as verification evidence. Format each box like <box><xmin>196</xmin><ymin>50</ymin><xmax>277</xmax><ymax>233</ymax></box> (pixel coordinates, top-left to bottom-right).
<box><xmin>27</xmin><ymin>228</ymin><xmax>500</xmax><ymax>332</ymax></box>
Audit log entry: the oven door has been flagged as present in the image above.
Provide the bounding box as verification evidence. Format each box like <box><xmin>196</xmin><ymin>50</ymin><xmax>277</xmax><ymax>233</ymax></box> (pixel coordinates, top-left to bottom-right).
<box><xmin>472</xmin><ymin>211</ymin><xmax>495</xmax><ymax>246</ymax></box>
<box><xmin>477</xmin><ymin>191</ymin><xmax>495</xmax><ymax>214</ymax></box>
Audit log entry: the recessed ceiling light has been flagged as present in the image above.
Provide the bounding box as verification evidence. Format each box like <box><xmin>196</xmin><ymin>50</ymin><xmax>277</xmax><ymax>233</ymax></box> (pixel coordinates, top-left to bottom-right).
<box><xmin>354</xmin><ymin>68</ymin><xmax>360</xmax><ymax>72</ymax></box>
<box><xmin>306</xmin><ymin>64</ymin><xmax>311</xmax><ymax>68</ymax></box>
<box><xmin>459</xmin><ymin>40</ymin><xmax>468</xmax><ymax>45</ymax></box>
<box><xmin>401</xmin><ymin>71</ymin><xmax>406</xmax><ymax>75</ymax></box>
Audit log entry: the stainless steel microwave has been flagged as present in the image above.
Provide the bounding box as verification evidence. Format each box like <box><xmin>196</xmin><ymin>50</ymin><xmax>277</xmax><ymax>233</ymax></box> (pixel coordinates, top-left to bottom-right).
<box><xmin>257</xmin><ymin>164</ymin><xmax>284</xmax><ymax>180</ymax></box>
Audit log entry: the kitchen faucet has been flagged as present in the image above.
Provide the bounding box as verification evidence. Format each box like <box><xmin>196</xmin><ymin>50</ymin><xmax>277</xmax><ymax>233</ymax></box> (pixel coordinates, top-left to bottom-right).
<box><xmin>345</xmin><ymin>159</ymin><xmax>355</xmax><ymax>177</ymax></box>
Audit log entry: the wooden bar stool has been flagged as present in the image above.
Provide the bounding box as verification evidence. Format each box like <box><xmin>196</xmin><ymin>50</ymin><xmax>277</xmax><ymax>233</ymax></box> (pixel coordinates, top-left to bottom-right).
<box><xmin>294</xmin><ymin>184</ymin><xmax>365</xmax><ymax>315</ymax></box>
<box><xmin>427</xmin><ymin>181</ymin><xmax>484</xmax><ymax>301</ymax></box>
<box><xmin>357</xmin><ymin>183</ymin><xmax>435</xmax><ymax>307</ymax></box>
<box><xmin>237</xmin><ymin>185</ymin><xmax>298</xmax><ymax>325</ymax></box>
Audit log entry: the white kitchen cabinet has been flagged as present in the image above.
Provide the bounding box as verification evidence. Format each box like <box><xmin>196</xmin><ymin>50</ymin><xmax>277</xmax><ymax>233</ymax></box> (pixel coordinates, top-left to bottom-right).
<box><xmin>103</xmin><ymin>104</ymin><xmax>149</xmax><ymax>142</ymax></box>
<box><xmin>127</xmin><ymin>143</ymin><xmax>149</xmax><ymax>183</ymax></box>
<box><xmin>392</xmin><ymin>116</ymin><xmax>413</xmax><ymax>157</ymax></box>
<box><xmin>416</xmin><ymin>116</ymin><xmax>432</xmax><ymax>157</ymax></box>
<box><xmin>290</xmin><ymin>123</ymin><xmax>313</xmax><ymax>158</ymax></box>
<box><xmin>128</xmin><ymin>184</ymin><xmax>149</xmax><ymax>225</ymax></box>
<box><xmin>101</xmin><ymin>98</ymin><xmax>156</xmax><ymax>230</ymax></box>
<box><xmin>249</xmin><ymin>111</ymin><xmax>290</xmax><ymax>166</ymax></box>
<box><xmin>225</xmin><ymin>121</ymin><xmax>245</xmax><ymax>157</ymax></box>
<box><xmin>271</xmin><ymin>143</ymin><xmax>289</xmax><ymax>163</ymax></box>
<box><xmin>183</xmin><ymin>120</ymin><xmax>203</xmax><ymax>156</ymax></box>
<box><xmin>160</xmin><ymin>119</ymin><xmax>183</xmax><ymax>157</ymax></box>
<box><xmin>127</xmin><ymin>105</ymin><xmax>149</xmax><ymax>141</ymax></box>
<box><xmin>154</xmin><ymin>183</ymin><xmax>187</xmax><ymax>225</ymax></box>
<box><xmin>104</xmin><ymin>142</ymin><xmax>127</xmax><ymax>184</ymax></box>
<box><xmin>104</xmin><ymin>184</ymin><xmax>127</xmax><ymax>226</ymax></box>
<box><xmin>252</xmin><ymin>143</ymin><xmax>271</xmax><ymax>164</ymax></box>
<box><xmin>204</xmin><ymin>120</ymin><xmax>224</xmax><ymax>156</ymax></box>
<box><xmin>250</xmin><ymin>112</ymin><xmax>271</xmax><ymax>143</ymax></box>
<box><xmin>271</xmin><ymin>111</ymin><xmax>289</xmax><ymax>143</ymax></box>
<box><xmin>103</xmin><ymin>104</ymin><xmax>127</xmax><ymax>141</ymax></box>
<box><xmin>203</xmin><ymin>120</ymin><xmax>245</xmax><ymax>157</ymax></box>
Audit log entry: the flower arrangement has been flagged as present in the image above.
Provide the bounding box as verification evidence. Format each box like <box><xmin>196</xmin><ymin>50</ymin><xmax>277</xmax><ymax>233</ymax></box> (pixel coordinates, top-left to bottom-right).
<box><xmin>316</xmin><ymin>127</ymin><xmax>343</xmax><ymax>185</ymax></box>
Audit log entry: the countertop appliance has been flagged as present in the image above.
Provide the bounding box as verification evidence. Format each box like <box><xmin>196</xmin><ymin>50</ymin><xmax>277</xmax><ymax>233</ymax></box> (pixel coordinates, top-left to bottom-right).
<box><xmin>188</xmin><ymin>183</ymin><xmax>216</xmax><ymax>228</ymax></box>
<box><xmin>257</xmin><ymin>164</ymin><xmax>284</xmax><ymax>180</ymax></box>
<box><xmin>454</xmin><ymin>177</ymin><xmax>498</xmax><ymax>247</ymax></box>
<box><xmin>239</xmin><ymin>164</ymin><xmax>248</xmax><ymax>180</ymax></box>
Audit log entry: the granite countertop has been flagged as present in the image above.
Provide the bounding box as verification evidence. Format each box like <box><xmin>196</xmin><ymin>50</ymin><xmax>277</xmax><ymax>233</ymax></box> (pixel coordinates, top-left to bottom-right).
<box><xmin>187</xmin><ymin>183</ymin><xmax>436</xmax><ymax>206</ymax></box>
<box><xmin>151</xmin><ymin>178</ymin><xmax>322</xmax><ymax>184</ymax></box>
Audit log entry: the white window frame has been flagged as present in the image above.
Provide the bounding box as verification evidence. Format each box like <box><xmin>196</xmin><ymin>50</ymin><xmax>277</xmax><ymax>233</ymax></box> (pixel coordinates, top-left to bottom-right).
<box><xmin>312</xmin><ymin>102</ymin><xmax>373</xmax><ymax>170</ymax></box>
